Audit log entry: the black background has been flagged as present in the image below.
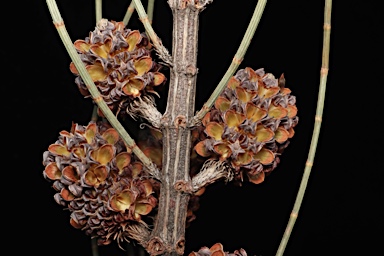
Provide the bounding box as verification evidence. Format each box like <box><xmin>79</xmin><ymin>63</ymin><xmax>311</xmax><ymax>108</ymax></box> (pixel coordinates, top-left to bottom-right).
<box><xmin>4</xmin><ymin>1</ymin><xmax>383</xmax><ymax>256</ymax></box>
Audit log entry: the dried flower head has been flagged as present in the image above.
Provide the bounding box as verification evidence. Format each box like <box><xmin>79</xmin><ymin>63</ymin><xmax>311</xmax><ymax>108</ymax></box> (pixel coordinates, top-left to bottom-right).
<box><xmin>194</xmin><ymin>67</ymin><xmax>298</xmax><ymax>184</ymax></box>
<box><xmin>42</xmin><ymin>121</ymin><xmax>158</xmax><ymax>245</ymax></box>
<box><xmin>189</xmin><ymin>243</ymin><xmax>248</xmax><ymax>256</ymax></box>
<box><xmin>69</xmin><ymin>19</ymin><xmax>166</xmax><ymax>117</ymax></box>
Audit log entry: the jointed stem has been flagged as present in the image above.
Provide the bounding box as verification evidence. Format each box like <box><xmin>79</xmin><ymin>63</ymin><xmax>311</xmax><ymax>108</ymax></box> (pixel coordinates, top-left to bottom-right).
<box><xmin>46</xmin><ymin>0</ymin><xmax>331</xmax><ymax>254</ymax></box>
<box><xmin>132</xmin><ymin>0</ymin><xmax>172</xmax><ymax>65</ymax></box>
<box><xmin>147</xmin><ymin>0</ymin><xmax>155</xmax><ymax>24</ymax></box>
<box><xmin>275</xmin><ymin>1</ymin><xmax>332</xmax><ymax>255</ymax></box>
<box><xmin>192</xmin><ymin>0</ymin><xmax>267</xmax><ymax>124</ymax></box>
<box><xmin>123</xmin><ymin>1</ymin><xmax>135</xmax><ymax>25</ymax></box>
<box><xmin>91</xmin><ymin>2</ymin><xmax>103</xmax><ymax>256</ymax></box>
<box><xmin>45</xmin><ymin>0</ymin><xmax>160</xmax><ymax>180</ymax></box>
<box><xmin>90</xmin><ymin>0</ymin><xmax>103</xmax><ymax>123</ymax></box>
<box><xmin>123</xmin><ymin>0</ymin><xmax>155</xmax><ymax>29</ymax></box>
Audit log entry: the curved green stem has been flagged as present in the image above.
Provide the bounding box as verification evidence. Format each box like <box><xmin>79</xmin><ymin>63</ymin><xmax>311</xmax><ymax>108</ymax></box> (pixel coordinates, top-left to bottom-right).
<box><xmin>132</xmin><ymin>0</ymin><xmax>172</xmax><ymax>65</ymax></box>
<box><xmin>45</xmin><ymin>0</ymin><xmax>160</xmax><ymax>180</ymax></box>
<box><xmin>147</xmin><ymin>0</ymin><xmax>155</xmax><ymax>24</ymax></box>
<box><xmin>192</xmin><ymin>0</ymin><xmax>267</xmax><ymax>123</ymax></box>
<box><xmin>123</xmin><ymin>0</ymin><xmax>155</xmax><ymax>28</ymax></box>
<box><xmin>275</xmin><ymin>1</ymin><xmax>332</xmax><ymax>255</ymax></box>
<box><xmin>123</xmin><ymin>1</ymin><xmax>135</xmax><ymax>25</ymax></box>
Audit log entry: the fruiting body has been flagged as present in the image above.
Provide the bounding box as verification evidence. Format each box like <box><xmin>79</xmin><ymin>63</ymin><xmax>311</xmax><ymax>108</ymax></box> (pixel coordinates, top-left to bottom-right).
<box><xmin>69</xmin><ymin>19</ymin><xmax>166</xmax><ymax>117</ymax></box>
<box><xmin>189</xmin><ymin>243</ymin><xmax>248</xmax><ymax>256</ymax></box>
<box><xmin>42</xmin><ymin>122</ymin><xmax>205</xmax><ymax>245</ymax></box>
<box><xmin>42</xmin><ymin>122</ymin><xmax>158</xmax><ymax>245</ymax></box>
<box><xmin>194</xmin><ymin>67</ymin><xmax>298</xmax><ymax>184</ymax></box>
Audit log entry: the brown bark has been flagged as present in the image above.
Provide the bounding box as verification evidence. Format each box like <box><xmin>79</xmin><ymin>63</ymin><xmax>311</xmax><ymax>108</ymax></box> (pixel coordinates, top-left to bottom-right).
<box><xmin>146</xmin><ymin>2</ymin><xmax>202</xmax><ymax>256</ymax></box>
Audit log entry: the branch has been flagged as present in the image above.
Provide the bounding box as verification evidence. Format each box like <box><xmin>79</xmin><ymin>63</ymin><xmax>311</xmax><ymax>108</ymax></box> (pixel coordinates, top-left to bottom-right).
<box><xmin>191</xmin><ymin>0</ymin><xmax>267</xmax><ymax>125</ymax></box>
<box><xmin>91</xmin><ymin>238</ymin><xmax>100</xmax><ymax>256</ymax></box>
<box><xmin>168</xmin><ymin>0</ymin><xmax>213</xmax><ymax>10</ymax></box>
<box><xmin>123</xmin><ymin>1</ymin><xmax>135</xmax><ymax>26</ymax></box>
<box><xmin>45</xmin><ymin>0</ymin><xmax>161</xmax><ymax>180</ymax></box>
<box><xmin>147</xmin><ymin>0</ymin><xmax>155</xmax><ymax>24</ymax></box>
<box><xmin>89</xmin><ymin>0</ymin><xmax>104</xmax><ymax>124</ymax></box>
<box><xmin>275</xmin><ymin>1</ymin><xmax>333</xmax><ymax>255</ymax></box>
<box><xmin>132</xmin><ymin>0</ymin><xmax>173</xmax><ymax>66</ymax></box>
<box><xmin>190</xmin><ymin>159</ymin><xmax>233</xmax><ymax>193</ymax></box>
<box><xmin>91</xmin><ymin>3</ymin><xmax>103</xmax><ymax>256</ymax></box>
<box><xmin>95</xmin><ymin>0</ymin><xmax>102</xmax><ymax>22</ymax></box>
<box><xmin>123</xmin><ymin>0</ymin><xmax>155</xmax><ymax>28</ymax></box>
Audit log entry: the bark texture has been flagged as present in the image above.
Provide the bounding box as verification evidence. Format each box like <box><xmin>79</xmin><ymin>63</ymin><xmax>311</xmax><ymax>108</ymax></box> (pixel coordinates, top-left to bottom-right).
<box><xmin>146</xmin><ymin>1</ymin><xmax>205</xmax><ymax>255</ymax></box>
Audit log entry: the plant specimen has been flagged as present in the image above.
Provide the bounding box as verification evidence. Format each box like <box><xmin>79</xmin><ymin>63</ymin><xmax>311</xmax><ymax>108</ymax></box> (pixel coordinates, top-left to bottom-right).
<box><xmin>42</xmin><ymin>0</ymin><xmax>332</xmax><ymax>256</ymax></box>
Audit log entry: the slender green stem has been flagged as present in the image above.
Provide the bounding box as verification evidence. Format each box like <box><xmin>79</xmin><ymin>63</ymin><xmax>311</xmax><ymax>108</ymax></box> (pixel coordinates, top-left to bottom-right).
<box><xmin>91</xmin><ymin>238</ymin><xmax>99</xmax><ymax>256</ymax></box>
<box><xmin>91</xmin><ymin>0</ymin><xmax>103</xmax><ymax>125</ymax></box>
<box><xmin>91</xmin><ymin>104</ymin><xmax>99</xmax><ymax>122</ymax></box>
<box><xmin>92</xmin><ymin>2</ymin><xmax>102</xmax><ymax>253</ymax></box>
<box><xmin>192</xmin><ymin>0</ymin><xmax>267</xmax><ymax>123</ymax></box>
<box><xmin>132</xmin><ymin>0</ymin><xmax>172</xmax><ymax>65</ymax></box>
<box><xmin>275</xmin><ymin>1</ymin><xmax>332</xmax><ymax>255</ymax></box>
<box><xmin>131</xmin><ymin>0</ymin><xmax>154</xmax><ymax>39</ymax></box>
<box><xmin>45</xmin><ymin>0</ymin><xmax>160</xmax><ymax>180</ymax></box>
<box><xmin>122</xmin><ymin>0</ymin><xmax>155</xmax><ymax>31</ymax></box>
<box><xmin>123</xmin><ymin>1</ymin><xmax>135</xmax><ymax>25</ymax></box>
<box><xmin>147</xmin><ymin>0</ymin><xmax>155</xmax><ymax>24</ymax></box>
<box><xmin>95</xmin><ymin>0</ymin><xmax>102</xmax><ymax>23</ymax></box>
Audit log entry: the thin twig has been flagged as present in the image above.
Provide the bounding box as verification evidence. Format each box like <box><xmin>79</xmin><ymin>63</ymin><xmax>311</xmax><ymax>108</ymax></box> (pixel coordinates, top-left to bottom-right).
<box><xmin>123</xmin><ymin>1</ymin><xmax>135</xmax><ymax>25</ymax></box>
<box><xmin>147</xmin><ymin>0</ymin><xmax>155</xmax><ymax>24</ymax></box>
<box><xmin>91</xmin><ymin>104</ymin><xmax>99</xmax><ymax>122</ymax></box>
<box><xmin>123</xmin><ymin>0</ymin><xmax>155</xmax><ymax>35</ymax></box>
<box><xmin>45</xmin><ymin>0</ymin><xmax>161</xmax><ymax>180</ymax></box>
<box><xmin>91</xmin><ymin>238</ymin><xmax>99</xmax><ymax>256</ymax></box>
<box><xmin>132</xmin><ymin>0</ymin><xmax>172</xmax><ymax>65</ymax></box>
<box><xmin>91</xmin><ymin>2</ymin><xmax>103</xmax><ymax>253</ymax></box>
<box><xmin>145</xmin><ymin>0</ymin><xmax>155</xmax><ymax>40</ymax></box>
<box><xmin>275</xmin><ymin>1</ymin><xmax>332</xmax><ymax>255</ymax></box>
<box><xmin>95</xmin><ymin>0</ymin><xmax>102</xmax><ymax>23</ymax></box>
<box><xmin>91</xmin><ymin>0</ymin><xmax>103</xmax><ymax>125</ymax></box>
<box><xmin>191</xmin><ymin>0</ymin><xmax>267</xmax><ymax>124</ymax></box>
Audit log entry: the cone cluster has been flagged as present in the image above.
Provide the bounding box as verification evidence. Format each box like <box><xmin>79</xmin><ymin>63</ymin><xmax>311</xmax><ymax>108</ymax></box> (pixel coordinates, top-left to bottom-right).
<box><xmin>42</xmin><ymin>122</ymin><xmax>158</xmax><ymax>245</ymax></box>
<box><xmin>189</xmin><ymin>243</ymin><xmax>248</xmax><ymax>256</ymax></box>
<box><xmin>194</xmin><ymin>67</ymin><xmax>298</xmax><ymax>184</ymax></box>
<box><xmin>69</xmin><ymin>19</ymin><xmax>166</xmax><ymax>116</ymax></box>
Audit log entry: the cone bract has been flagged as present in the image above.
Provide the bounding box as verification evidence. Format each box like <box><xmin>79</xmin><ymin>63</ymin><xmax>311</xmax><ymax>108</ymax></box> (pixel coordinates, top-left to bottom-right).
<box><xmin>194</xmin><ymin>67</ymin><xmax>299</xmax><ymax>184</ymax></box>
<box><xmin>42</xmin><ymin>121</ymin><xmax>158</xmax><ymax>245</ymax></box>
